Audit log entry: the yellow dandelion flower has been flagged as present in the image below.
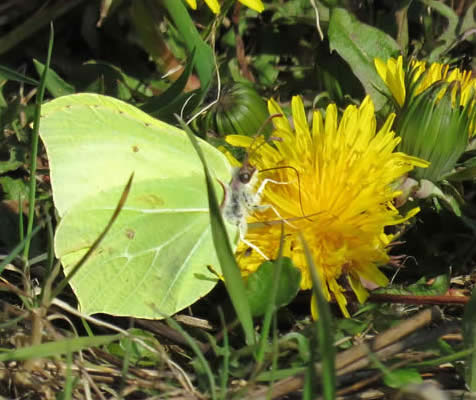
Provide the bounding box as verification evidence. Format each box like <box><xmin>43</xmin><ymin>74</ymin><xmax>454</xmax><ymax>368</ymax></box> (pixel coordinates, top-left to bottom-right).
<box><xmin>185</xmin><ymin>0</ymin><xmax>264</xmax><ymax>14</ymax></box>
<box><xmin>374</xmin><ymin>55</ymin><xmax>406</xmax><ymax>107</ymax></box>
<box><xmin>375</xmin><ymin>55</ymin><xmax>476</xmax><ymax>108</ymax></box>
<box><xmin>227</xmin><ymin>96</ymin><xmax>428</xmax><ymax>318</ymax></box>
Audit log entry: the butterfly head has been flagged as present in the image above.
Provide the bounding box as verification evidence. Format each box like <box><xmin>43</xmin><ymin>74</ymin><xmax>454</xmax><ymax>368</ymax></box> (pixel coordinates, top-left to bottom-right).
<box><xmin>237</xmin><ymin>159</ymin><xmax>257</xmax><ymax>184</ymax></box>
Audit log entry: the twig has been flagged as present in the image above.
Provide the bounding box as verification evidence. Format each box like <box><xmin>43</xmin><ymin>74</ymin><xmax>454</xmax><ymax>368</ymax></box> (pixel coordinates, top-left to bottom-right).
<box><xmin>245</xmin><ymin>307</ymin><xmax>446</xmax><ymax>400</ymax></box>
<box><xmin>51</xmin><ymin>298</ymin><xmax>195</xmax><ymax>393</ymax></box>
<box><xmin>368</xmin><ymin>293</ymin><xmax>469</xmax><ymax>305</ymax></box>
<box><xmin>232</xmin><ymin>3</ymin><xmax>255</xmax><ymax>82</ymax></box>
<box><xmin>335</xmin><ymin>307</ymin><xmax>442</xmax><ymax>372</ymax></box>
<box><xmin>336</xmin><ymin>359</ymin><xmax>413</xmax><ymax>397</ymax></box>
<box><xmin>136</xmin><ymin>319</ymin><xmax>208</xmax><ymax>354</ymax></box>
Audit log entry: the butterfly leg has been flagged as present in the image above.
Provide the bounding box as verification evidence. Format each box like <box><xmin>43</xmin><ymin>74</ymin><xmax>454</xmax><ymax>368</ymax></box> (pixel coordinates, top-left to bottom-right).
<box><xmin>256</xmin><ymin>177</ymin><xmax>290</xmax><ymax>198</ymax></box>
<box><xmin>238</xmin><ymin>219</ymin><xmax>270</xmax><ymax>260</ymax></box>
<box><xmin>253</xmin><ymin>178</ymin><xmax>297</xmax><ymax>227</ymax></box>
<box><xmin>240</xmin><ymin>237</ymin><xmax>270</xmax><ymax>260</ymax></box>
<box><xmin>253</xmin><ymin>203</ymin><xmax>298</xmax><ymax>229</ymax></box>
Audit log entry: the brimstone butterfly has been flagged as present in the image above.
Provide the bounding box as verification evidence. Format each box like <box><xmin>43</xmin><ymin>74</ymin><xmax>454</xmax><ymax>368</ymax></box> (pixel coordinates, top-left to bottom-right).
<box><xmin>39</xmin><ymin>93</ymin><xmax>259</xmax><ymax>319</ymax></box>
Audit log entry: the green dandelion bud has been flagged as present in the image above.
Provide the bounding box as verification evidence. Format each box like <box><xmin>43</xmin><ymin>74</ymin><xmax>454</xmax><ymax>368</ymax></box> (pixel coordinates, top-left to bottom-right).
<box><xmin>200</xmin><ymin>83</ymin><xmax>271</xmax><ymax>137</ymax></box>
<box><xmin>396</xmin><ymin>81</ymin><xmax>476</xmax><ymax>182</ymax></box>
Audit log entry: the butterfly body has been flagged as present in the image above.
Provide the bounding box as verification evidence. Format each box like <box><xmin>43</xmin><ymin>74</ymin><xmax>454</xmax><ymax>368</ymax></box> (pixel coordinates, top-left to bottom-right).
<box><xmin>223</xmin><ymin>162</ymin><xmax>258</xmax><ymax>225</ymax></box>
<box><xmin>222</xmin><ymin>159</ymin><xmax>292</xmax><ymax>260</ymax></box>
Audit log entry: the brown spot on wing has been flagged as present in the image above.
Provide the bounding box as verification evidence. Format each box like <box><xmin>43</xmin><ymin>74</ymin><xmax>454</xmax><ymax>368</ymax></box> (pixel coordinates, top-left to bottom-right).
<box><xmin>135</xmin><ymin>194</ymin><xmax>165</xmax><ymax>207</ymax></box>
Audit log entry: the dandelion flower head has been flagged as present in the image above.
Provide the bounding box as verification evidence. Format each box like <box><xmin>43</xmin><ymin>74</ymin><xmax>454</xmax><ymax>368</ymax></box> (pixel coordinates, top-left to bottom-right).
<box><xmin>226</xmin><ymin>96</ymin><xmax>429</xmax><ymax>318</ymax></box>
<box><xmin>375</xmin><ymin>55</ymin><xmax>476</xmax><ymax>109</ymax></box>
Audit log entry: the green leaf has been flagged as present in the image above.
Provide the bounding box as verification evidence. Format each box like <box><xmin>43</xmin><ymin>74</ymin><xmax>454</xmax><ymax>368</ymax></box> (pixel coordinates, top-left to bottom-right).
<box><xmin>445</xmin><ymin>166</ymin><xmax>476</xmax><ymax>182</ymax></box>
<box><xmin>461</xmin><ymin>2</ymin><xmax>476</xmax><ymax>35</ymax></box>
<box><xmin>408</xmin><ymin>274</ymin><xmax>449</xmax><ymax>295</ymax></box>
<box><xmin>328</xmin><ymin>7</ymin><xmax>400</xmax><ymax>110</ymax></box>
<box><xmin>413</xmin><ymin>180</ymin><xmax>462</xmax><ymax>217</ymax></box>
<box><xmin>33</xmin><ymin>59</ymin><xmax>75</xmax><ymax>98</ymax></box>
<box><xmin>0</xmin><ymin>81</ymin><xmax>6</xmax><ymax>108</ymax></box>
<box><xmin>463</xmin><ymin>287</ymin><xmax>476</xmax><ymax>390</ymax></box>
<box><xmin>246</xmin><ymin>258</ymin><xmax>301</xmax><ymax>317</ymax></box>
<box><xmin>39</xmin><ymin>93</ymin><xmax>238</xmax><ymax>319</ymax></box>
<box><xmin>141</xmin><ymin>50</ymin><xmax>197</xmax><ymax>121</ymax></box>
<box><xmin>253</xmin><ymin>55</ymin><xmax>280</xmax><ymax>87</ymax></box>
<box><xmin>82</xmin><ymin>61</ymin><xmax>154</xmax><ymax>100</ymax></box>
<box><xmin>382</xmin><ymin>368</ymin><xmax>422</xmax><ymax>388</ymax></box>
<box><xmin>0</xmin><ymin>146</ymin><xmax>24</xmax><ymax>174</ymax></box>
<box><xmin>421</xmin><ymin>0</ymin><xmax>459</xmax><ymax>62</ymax></box>
<box><xmin>374</xmin><ymin>274</ymin><xmax>449</xmax><ymax>296</ymax></box>
<box><xmin>444</xmin><ymin>156</ymin><xmax>476</xmax><ymax>182</ymax></box>
<box><xmin>81</xmin><ymin>61</ymin><xmax>137</xmax><ymax>99</ymax></box>
<box><xmin>0</xmin><ymin>176</ymin><xmax>29</xmax><ymax>201</ymax></box>
<box><xmin>0</xmin><ymin>65</ymin><xmax>39</xmax><ymax>86</ymax></box>
<box><xmin>107</xmin><ymin>328</ymin><xmax>160</xmax><ymax>364</ymax></box>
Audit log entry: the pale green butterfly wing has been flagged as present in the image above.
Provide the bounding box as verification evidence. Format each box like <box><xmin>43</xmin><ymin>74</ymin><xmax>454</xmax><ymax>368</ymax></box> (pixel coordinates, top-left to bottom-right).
<box><xmin>55</xmin><ymin>179</ymin><xmax>225</xmax><ymax>317</ymax></box>
<box><xmin>40</xmin><ymin>93</ymin><xmax>230</xmax><ymax>217</ymax></box>
<box><xmin>40</xmin><ymin>93</ymin><xmax>237</xmax><ymax>318</ymax></box>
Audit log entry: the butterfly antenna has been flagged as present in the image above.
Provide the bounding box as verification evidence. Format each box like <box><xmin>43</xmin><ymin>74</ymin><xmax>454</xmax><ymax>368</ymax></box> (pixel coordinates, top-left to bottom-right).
<box><xmin>257</xmin><ymin>113</ymin><xmax>283</xmax><ymax>136</ymax></box>
<box><xmin>259</xmin><ymin>165</ymin><xmax>313</xmax><ymax>221</ymax></box>
<box><xmin>254</xmin><ymin>209</ymin><xmax>323</xmax><ymax>227</ymax></box>
<box><xmin>246</xmin><ymin>113</ymin><xmax>284</xmax><ymax>162</ymax></box>
<box><xmin>246</xmin><ymin>114</ymin><xmax>312</xmax><ymax>221</ymax></box>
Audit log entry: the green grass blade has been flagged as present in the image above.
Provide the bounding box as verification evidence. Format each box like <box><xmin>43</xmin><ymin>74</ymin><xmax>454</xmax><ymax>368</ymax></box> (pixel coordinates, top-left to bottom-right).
<box><xmin>23</xmin><ymin>22</ymin><xmax>54</xmax><ymax>260</ymax></box>
<box><xmin>410</xmin><ymin>346</ymin><xmax>476</xmax><ymax>368</ymax></box>
<box><xmin>256</xmin><ymin>223</ymin><xmax>285</xmax><ymax>362</ymax></box>
<box><xmin>218</xmin><ymin>308</ymin><xmax>230</xmax><ymax>400</ymax></box>
<box><xmin>299</xmin><ymin>234</ymin><xmax>336</xmax><ymax>400</ymax></box>
<box><xmin>61</xmin><ymin>351</ymin><xmax>74</xmax><ymax>400</ymax></box>
<box><xmin>0</xmin><ymin>334</ymin><xmax>119</xmax><ymax>362</ymax></box>
<box><xmin>267</xmin><ymin>315</ymin><xmax>280</xmax><ymax>397</ymax></box>
<box><xmin>178</xmin><ymin>117</ymin><xmax>255</xmax><ymax>346</ymax></box>
<box><xmin>161</xmin><ymin>0</ymin><xmax>214</xmax><ymax>92</ymax></box>
<box><xmin>256</xmin><ymin>366</ymin><xmax>307</xmax><ymax>381</ymax></box>
<box><xmin>18</xmin><ymin>193</ymin><xmax>24</xmax><ymax>242</ymax></box>
<box><xmin>165</xmin><ymin>317</ymin><xmax>217</xmax><ymax>400</ymax></box>
<box><xmin>0</xmin><ymin>65</ymin><xmax>38</xmax><ymax>85</ymax></box>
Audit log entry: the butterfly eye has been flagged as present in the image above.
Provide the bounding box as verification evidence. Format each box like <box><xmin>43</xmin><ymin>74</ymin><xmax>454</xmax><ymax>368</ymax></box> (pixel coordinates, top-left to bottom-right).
<box><xmin>239</xmin><ymin>172</ymin><xmax>251</xmax><ymax>183</ymax></box>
